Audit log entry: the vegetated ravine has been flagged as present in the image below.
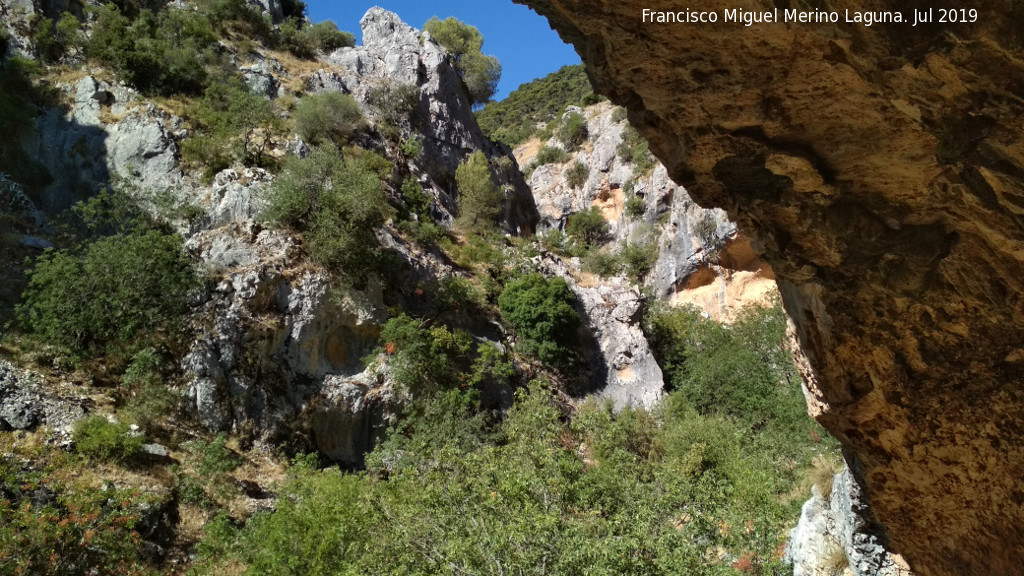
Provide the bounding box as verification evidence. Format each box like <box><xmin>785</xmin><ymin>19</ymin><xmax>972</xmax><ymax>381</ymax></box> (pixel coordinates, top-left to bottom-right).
<box><xmin>515</xmin><ymin>0</ymin><xmax>1024</xmax><ymax>575</ymax></box>
<box><xmin>0</xmin><ymin>0</ymin><xmax>958</xmax><ymax>574</ymax></box>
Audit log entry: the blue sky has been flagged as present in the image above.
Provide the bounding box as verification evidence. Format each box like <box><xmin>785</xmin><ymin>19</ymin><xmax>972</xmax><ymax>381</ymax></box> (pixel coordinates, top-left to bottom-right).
<box><xmin>304</xmin><ymin>1</ymin><xmax>582</xmax><ymax>101</ymax></box>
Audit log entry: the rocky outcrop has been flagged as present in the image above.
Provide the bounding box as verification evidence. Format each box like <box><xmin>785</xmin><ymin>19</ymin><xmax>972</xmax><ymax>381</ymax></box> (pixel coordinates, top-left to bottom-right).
<box><xmin>0</xmin><ymin>0</ymin><xmax>35</xmax><ymax>56</ymax></box>
<box><xmin>0</xmin><ymin>361</ymin><xmax>86</xmax><ymax>437</ymax></box>
<box><xmin>181</xmin><ymin>225</ymin><xmax>397</xmax><ymax>464</ymax></box>
<box><xmin>520</xmin><ymin>101</ymin><xmax>777</xmax><ymax>319</ymax></box>
<box><xmin>518</xmin><ymin>1</ymin><xmax>1024</xmax><ymax>573</ymax></box>
<box><xmin>26</xmin><ymin>75</ymin><xmax>183</xmax><ymax>212</ymax></box>
<box><xmin>787</xmin><ymin>464</ymin><xmax>912</xmax><ymax>576</ymax></box>
<box><xmin>535</xmin><ymin>254</ymin><xmax>663</xmax><ymax>410</ymax></box>
<box><xmin>321</xmin><ymin>8</ymin><xmax>539</xmax><ymax>234</ymax></box>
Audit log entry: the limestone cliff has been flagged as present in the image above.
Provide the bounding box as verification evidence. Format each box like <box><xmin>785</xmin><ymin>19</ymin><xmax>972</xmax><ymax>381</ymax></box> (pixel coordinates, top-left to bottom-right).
<box><xmin>517</xmin><ymin>1</ymin><xmax>1024</xmax><ymax>574</ymax></box>
<box><xmin>519</xmin><ymin>101</ymin><xmax>778</xmax><ymax>321</ymax></box>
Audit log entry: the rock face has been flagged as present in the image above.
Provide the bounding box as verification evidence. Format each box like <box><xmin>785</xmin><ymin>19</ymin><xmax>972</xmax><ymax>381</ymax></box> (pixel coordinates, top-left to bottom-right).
<box><xmin>787</xmin><ymin>464</ymin><xmax>911</xmax><ymax>576</ymax></box>
<box><xmin>322</xmin><ymin>8</ymin><xmax>539</xmax><ymax>234</ymax></box>
<box><xmin>0</xmin><ymin>361</ymin><xmax>86</xmax><ymax>437</ymax></box>
<box><xmin>535</xmin><ymin>254</ymin><xmax>663</xmax><ymax>410</ymax></box>
<box><xmin>27</xmin><ymin>76</ymin><xmax>183</xmax><ymax>212</ymax></box>
<box><xmin>520</xmin><ymin>101</ymin><xmax>777</xmax><ymax>320</ymax></box>
<box><xmin>518</xmin><ymin>1</ymin><xmax>1024</xmax><ymax>573</ymax></box>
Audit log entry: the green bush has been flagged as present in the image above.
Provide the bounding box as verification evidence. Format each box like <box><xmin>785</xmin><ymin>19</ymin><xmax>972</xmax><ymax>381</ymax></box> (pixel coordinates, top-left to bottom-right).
<box><xmin>366</xmin><ymin>82</ymin><xmax>420</xmax><ymax>141</ymax></box>
<box><xmin>498</xmin><ymin>273</ymin><xmax>580</xmax><ymax>369</ymax></box>
<box><xmin>540</xmin><ymin>228</ymin><xmax>566</xmax><ymax>253</ymax></box>
<box><xmin>121</xmin><ymin>347</ymin><xmax>178</xmax><ymax>434</ymax></box>
<box><xmin>645</xmin><ymin>301</ymin><xmax>817</xmax><ymax>449</ymax></box>
<box><xmin>524</xmin><ymin>145</ymin><xmax>570</xmax><ymax>177</ymax></box>
<box><xmin>625</xmin><ymin>194</ymin><xmax>645</xmax><ymax>217</ymax></box>
<box><xmin>263</xmin><ymin>145</ymin><xmax>390</xmax><ymax>282</ymax></box>
<box><xmin>18</xmin><ymin>230</ymin><xmax>199</xmax><ymax>357</ymax></box>
<box><xmin>276</xmin><ymin>17</ymin><xmax>354</xmax><ymax>58</ymax></box>
<box><xmin>293</xmin><ymin>91</ymin><xmax>363</xmax><ymax>146</ymax></box>
<box><xmin>475</xmin><ymin>64</ymin><xmax>594</xmax><ymax>147</ymax></box>
<box><xmin>73</xmin><ymin>415</ymin><xmax>144</xmax><ymax>462</ymax></box>
<box><xmin>380</xmin><ymin>314</ymin><xmax>475</xmax><ymax>395</ymax></box>
<box><xmin>621</xmin><ymin>240</ymin><xmax>658</xmax><ymax>279</ymax></box>
<box><xmin>455</xmin><ymin>151</ymin><xmax>502</xmax><ymax>234</ymax></box>
<box><xmin>197</xmin><ymin>380</ymin><xmax>812</xmax><ymax>575</ymax></box>
<box><xmin>183</xmin><ymin>77</ymin><xmax>281</xmax><ymax>172</ymax></box>
<box><xmin>424</xmin><ymin>16</ymin><xmax>501</xmax><ymax>104</ymax></box>
<box><xmin>32</xmin><ymin>12</ymin><xmax>81</xmax><ymax>63</ymax></box>
<box><xmin>611</xmin><ymin>106</ymin><xmax>628</xmax><ymax>123</ymax></box>
<box><xmin>400</xmin><ymin>177</ymin><xmax>430</xmax><ymax>218</ymax></box>
<box><xmin>86</xmin><ymin>4</ymin><xmax>226</xmax><ymax>96</ymax></box>
<box><xmin>305</xmin><ymin>20</ymin><xmax>355</xmax><ymax>52</ymax></box>
<box><xmin>565</xmin><ymin>160</ymin><xmax>589</xmax><ymax>189</ymax></box>
<box><xmin>618</xmin><ymin>125</ymin><xmax>654</xmax><ymax>177</ymax></box>
<box><xmin>557</xmin><ymin>111</ymin><xmax>588</xmax><ymax>151</ymax></box>
<box><xmin>583</xmin><ymin>249</ymin><xmax>622</xmax><ymax>277</ymax></box>
<box><xmin>193</xmin><ymin>434</ymin><xmax>242</xmax><ymax>477</ymax></box>
<box><xmin>566</xmin><ymin>206</ymin><xmax>610</xmax><ymax>248</ymax></box>
<box><xmin>400</xmin><ymin>135</ymin><xmax>423</xmax><ymax>158</ymax></box>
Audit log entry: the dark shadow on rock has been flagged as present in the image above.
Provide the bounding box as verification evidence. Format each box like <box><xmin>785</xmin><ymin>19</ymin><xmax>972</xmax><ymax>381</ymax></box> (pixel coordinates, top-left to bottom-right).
<box><xmin>25</xmin><ymin>108</ymin><xmax>111</xmax><ymax>214</ymax></box>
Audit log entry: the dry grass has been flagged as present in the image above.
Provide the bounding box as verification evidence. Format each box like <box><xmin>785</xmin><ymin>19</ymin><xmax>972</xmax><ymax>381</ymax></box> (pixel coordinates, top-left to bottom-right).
<box><xmin>809</xmin><ymin>453</ymin><xmax>842</xmax><ymax>500</ymax></box>
<box><xmin>823</xmin><ymin>541</ymin><xmax>850</xmax><ymax>575</ymax></box>
<box><xmin>262</xmin><ymin>47</ymin><xmax>348</xmax><ymax>95</ymax></box>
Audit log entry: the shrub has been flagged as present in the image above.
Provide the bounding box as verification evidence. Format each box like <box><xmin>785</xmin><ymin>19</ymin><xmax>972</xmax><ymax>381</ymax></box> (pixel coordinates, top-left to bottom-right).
<box><xmin>293</xmin><ymin>91</ymin><xmax>364</xmax><ymax>146</ymax></box>
<box><xmin>305</xmin><ymin>20</ymin><xmax>355</xmax><ymax>52</ymax></box>
<box><xmin>645</xmin><ymin>301</ymin><xmax>812</xmax><ymax>440</ymax></box>
<box><xmin>380</xmin><ymin>314</ymin><xmax>475</xmax><ymax>395</ymax></box>
<box><xmin>275</xmin><ymin>17</ymin><xmax>354</xmax><ymax>58</ymax></box>
<box><xmin>18</xmin><ymin>230</ymin><xmax>199</xmax><ymax>357</ymax></box>
<box><xmin>73</xmin><ymin>415</ymin><xmax>144</xmax><ymax>462</ymax></box>
<box><xmin>263</xmin><ymin>145</ymin><xmax>390</xmax><ymax>282</ymax></box>
<box><xmin>535</xmin><ymin>145</ymin><xmax>570</xmax><ymax>166</ymax></box>
<box><xmin>618</xmin><ymin>125</ymin><xmax>654</xmax><ymax>177</ymax></box>
<box><xmin>366</xmin><ymin>82</ymin><xmax>420</xmax><ymax>141</ymax></box>
<box><xmin>524</xmin><ymin>145</ymin><xmax>570</xmax><ymax>177</ymax></box>
<box><xmin>498</xmin><ymin>273</ymin><xmax>580</xmax><ymax>369</ymax></box>
<box><xmin>566</xmin><ymin>206</ymin><xmax>609</xmax><ymax>248</ymax></box>
<box><xmin>611</xmin><ymin>106</ymin><xmax>628</xmax><ymax>123</ymax></box>
<box><xmin>621</xmin><ymin>240</ymin><xmax>658</xmax><ymax>279</ymax></box>
<box><xmin>86</xmin><ymin>4</ymin><xmax>226</xmax><ymax>97</ymax></box>
<box><xmin>540</xmin><ymin>228</ymin><xmax>566</xmax><ymax>253</ymax></box>
<box><xmin>400</xmin><ymin>135</ymin><xmax>423</xmax><ymax>158</ymax></box>
<box><xmin>583</xmin><ymin>249</ymin><xmax>622</xmax><ymax>277</ymax></box>
<box><xmin>565</xmin><ymin>161</ymin><xmax>589</xmax><ymax>189</ymax></box>
<box><xmin>400</xmin><ymin>177</ymin><xmax>430</xmax><ymax>218</ymax></box>
<box><xmin>32</xmin><ymin>12</ymin><xmax>81</xmax><ymax>63</ymax></box>
<box><xmin>275</xmin><ymin>17</ymin><xmax>316</xmax><ymax>58</ymax></box>
<box><xmin>557</xmin><ymin>111</ymin><xmax>588</xmax><ymax>151</ymax></box>
<box><xmin>193</xmin><ymin>434</ymin><xmax>242</xmax><ymax>477</ymax></box>
<box><xmin>424</xmin><ymin>16</ymin><xmax>501</xmax><ymax>104</ymax></box>
<box><xmin>185</xmin><ymin>77</ymin><xmax>282</xmax><ymax>171</ymax></box>
<box><xmin>0</xmin><ymin>471</ymin><xmax>159</xmax><ymax>574</ymax></box>
<box><xmin>625</xmin><ymin>194</ymin><xmax>645</xmax><ymax>217</ymax></box>
<box><xmin>121</xmin><ymin>347</ymin><xmax>177</xmax><ymax>433</ymax></box>
<box><xmin>455</xmin><ymin>151</ymin><xmax>502</xmax><ymax>235</ymax></box>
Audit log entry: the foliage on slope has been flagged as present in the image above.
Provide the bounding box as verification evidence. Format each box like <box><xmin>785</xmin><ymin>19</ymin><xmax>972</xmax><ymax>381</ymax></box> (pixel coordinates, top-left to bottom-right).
<box><xmin>194</xmin><ymin>302</ymin><xmax>835</xmax><ymax>576</ymax></box>
<box><xmin>475</xmin><ymin>64</ymin><xmax>596</xmax><ymax>148</ymax></box>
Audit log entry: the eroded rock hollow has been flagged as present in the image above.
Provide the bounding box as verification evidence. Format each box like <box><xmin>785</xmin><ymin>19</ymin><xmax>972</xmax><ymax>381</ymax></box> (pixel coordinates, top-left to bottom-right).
<box><xmin>516</xmin><ymin>1</ymin><xmax>1024</xmax><ymax>574</ymax></box>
